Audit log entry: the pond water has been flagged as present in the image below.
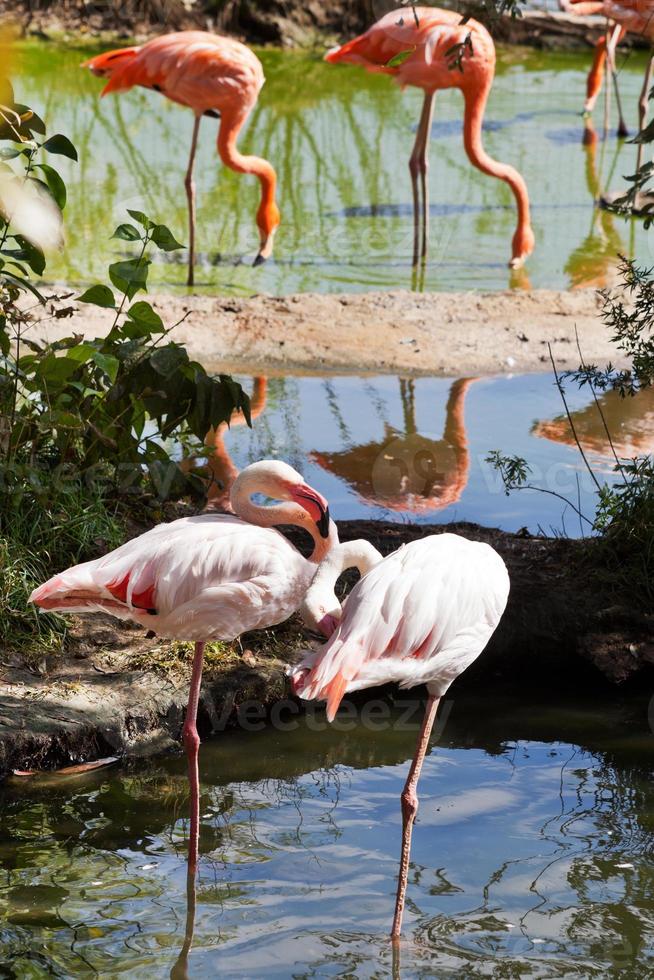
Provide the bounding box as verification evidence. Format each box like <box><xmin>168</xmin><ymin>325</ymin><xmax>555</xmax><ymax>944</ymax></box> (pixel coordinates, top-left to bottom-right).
<box><xmin>1</xmin><ymin>692</ymin><xmax>652</xmax><ymax>977</ymax></box>
<box><xmin>191</xmin><ymin>371</ymin><xmax>654</xmax><ymax>536</ymax></box>
<box><xmin>11</xmin><ymin>41</ymin><xmax>654</xmax><ymax>293</ymax></box>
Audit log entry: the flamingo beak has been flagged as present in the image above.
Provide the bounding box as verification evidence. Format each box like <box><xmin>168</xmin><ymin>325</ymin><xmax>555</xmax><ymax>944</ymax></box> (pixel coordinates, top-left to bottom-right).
<box><xmin>254</xmin><ymin>229</ymin><xmax>276</xmax><ymax>267</ymax></box>
<box><xmin>291</xmin><ymin>485</ymin><xmax>331</xmax><ymax>538</ymax></box>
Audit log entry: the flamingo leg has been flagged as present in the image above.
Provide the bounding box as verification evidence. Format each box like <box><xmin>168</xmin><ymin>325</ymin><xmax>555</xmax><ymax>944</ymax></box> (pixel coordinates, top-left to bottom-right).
<box><xmin>606</xmin><ymin>24</ymin><xmax>627</xmax><ymax>137</ymax></box>
<box><xmin>409</xmin><ymin>92</ymin><xmax>435</xmax><ymax>266</ymax></box>
<box><xmin>185</xmin><ymin>115</ymin><xmax>201</xmax><ymax>288</ymax></box>
<box><xmin>390</xmin><ymin>693</ymin><xmax>440</xmax><ymax>942</ymax></box>
<box><xmin>183</xmin><ymin>640</ymin><xmax>205</xmax><ymax>876</ymax></box>
<box><xmin>636</xmin><ymin>53</ymin><xmax>654</xmax><ymax>176</ymax></box>
<box><xmin>170</xmin><ymin>864</ymin><xmax>197</xmax><ymax>980</ymax></box>
<box><xmin>612</xmin><ymin>68</ymin><xmax>627</xmax><ymax>138</ymax></box>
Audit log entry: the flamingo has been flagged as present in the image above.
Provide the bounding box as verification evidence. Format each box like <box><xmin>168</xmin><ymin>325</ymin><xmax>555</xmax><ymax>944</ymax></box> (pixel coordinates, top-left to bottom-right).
<box><xmin>564</xmin><ymin>1</ymin><xmax>654</xmax><ymax>169</ymax></box>
<box><xmin>325</xmin><ymin>7</ymin><xmax>534</xmax><ymax>268</ymax></box>
<box><xmin>289</xmin><ymin>533</ymin><xmax>510</xmax><ymax>939</ymax></box>
<box><xmin>83</xmin><ymin>32</ymin><xmax>281</xmax><ymax>285</ymax></box>
<box><xmin>29</xmin><ymin>460</ymin><xmax>337</xmax><ymax>877</ymax></box>
<box><xmin>581</xmin><ymin>22</ymin><xmax>629</xmax><ymax>136</ymax></box>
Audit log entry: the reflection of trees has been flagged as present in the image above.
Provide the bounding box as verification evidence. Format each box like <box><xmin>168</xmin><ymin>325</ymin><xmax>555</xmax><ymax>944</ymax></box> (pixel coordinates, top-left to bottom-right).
<box><xmin>312</xmin><ymin>378</ymin><xmax>475</xmax><ymax>514</ymax></box>
<box><xmin>532</xmin><ymin>386</ymin><xmax>654</xmax><ymax>460</ymax></box>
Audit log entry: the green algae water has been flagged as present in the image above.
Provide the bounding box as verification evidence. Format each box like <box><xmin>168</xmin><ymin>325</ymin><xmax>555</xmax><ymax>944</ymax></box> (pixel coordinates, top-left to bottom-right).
<box><xmin>11</xmin><ymin>42</ymin><xmax>654</xmax><ymax>294</ymax></box>
<box><xmin>0</xmin><ymin>693</ymin><xmax>652</xmax><ymax>976</ymax></box>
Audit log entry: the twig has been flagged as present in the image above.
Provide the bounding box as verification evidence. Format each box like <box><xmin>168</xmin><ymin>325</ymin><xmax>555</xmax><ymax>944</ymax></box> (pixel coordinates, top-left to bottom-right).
<box><xmin>574</xmin><ymin>325</ymin><xmax>627</xmax><ymax>481</ymax></box>
<box><xmin>548</xmin><ymin>343</ymin><xmax>602</xmax><ymax>493</ymax></box>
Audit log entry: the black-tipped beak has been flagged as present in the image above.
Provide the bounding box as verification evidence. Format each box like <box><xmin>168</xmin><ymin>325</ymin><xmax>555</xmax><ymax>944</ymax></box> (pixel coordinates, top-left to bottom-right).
<box><xmin>317</xmin><ymin>505</ymin><xmax>330</xmax><ymax>539</ymax></box>
<box><xmin>253</xmin><ymin>252</ymin><xmax>267</xmax><ymax>267</ymax></box>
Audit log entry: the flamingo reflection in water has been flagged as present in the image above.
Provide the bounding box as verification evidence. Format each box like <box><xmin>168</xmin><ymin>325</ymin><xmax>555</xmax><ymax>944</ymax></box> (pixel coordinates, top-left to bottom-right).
<box><xmin>566</xmin><ymin>119</ymin><xmax>626</xmax><ymax>290</ymax></box>
<box><xmin>313</xmin><ymin>378</ymin><xmax>475</xmax><ymax>515</ymax></box>
<box><xmin>533</xmin><ymin>385</ymin><xmax>654</xmax><ymax>461</ymax></box>
<box><xmin>180</xmin><ymin>377</ymin><xmax>268</xmax><ymax>513</ymax></box>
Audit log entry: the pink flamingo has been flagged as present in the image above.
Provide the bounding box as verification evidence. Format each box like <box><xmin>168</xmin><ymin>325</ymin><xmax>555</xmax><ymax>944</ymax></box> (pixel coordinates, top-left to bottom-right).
<box><xmin>290</xmin><ymin>533</ymin><xmax>510</xmax><ymax>940</ymax></box>
<box><xmin>325</xmin><ymin>6</ymin><xmax>535</xmax><ymax>267</ymax></box>
<box><xmin>579</xmin><ymin>22</ymin><xmax>629</xmax><ymax>135</ymax></box>
<box><xmin>83</xmin><ymin>32</ymin><xmax>281</xmax><ymax>285</ymax></box>
<box><xmin>564</xmin><ymin>1</ymin><xmax>654</xmax><ymax>166</ymax></box>
<box><xmin>30</xmin><ymin>461</ymin><xmax>337</xmax><ymax>876</ymax></box>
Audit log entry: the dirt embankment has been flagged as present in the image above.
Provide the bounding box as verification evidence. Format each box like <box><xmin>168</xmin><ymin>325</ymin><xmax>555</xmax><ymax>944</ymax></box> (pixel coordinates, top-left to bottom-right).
<box><xmin>2</xmin><ymin>0</ymin><xmax>647</xmax><ymax>51</ymax></box>
<box><xmin>35</xmin><ymin>287</ymin><xmax>620</xmax><ymax>378</ymax></box>
<box><xmin>1</xmin><ymin>520</ymin><xmax>651</xmax><ymax>780</ymax></box>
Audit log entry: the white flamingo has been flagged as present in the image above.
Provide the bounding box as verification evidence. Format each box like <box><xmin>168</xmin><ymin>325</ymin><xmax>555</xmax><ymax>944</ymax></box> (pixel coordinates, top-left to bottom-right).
<box><xmin>30</xmin><ymin>460</ymin><xmax>338</xmax><ymax>875</ymax></box>
<box><xmin>290</xmin><ymin>533</ymin><xmax>510</xmax><ymax>940</ymax></box>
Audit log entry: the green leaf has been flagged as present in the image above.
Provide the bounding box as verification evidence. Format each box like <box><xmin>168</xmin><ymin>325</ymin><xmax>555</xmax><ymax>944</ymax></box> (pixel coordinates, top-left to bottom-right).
<box><xmin>12</xmin><ymin>236</ymin><xmax>46</xmax><ymax>276</ymax></box>
<box><xmin>112</xmin><ymin>223</ymin><xmax>141</xmax><ymax>242</ymax></box>
<box><xmin>108</xmin><ymin>257</ymin><xmax>150</xmax><ymax>300</ymax></box>
<box><xmin>32</xmin><ymin>163</ymin><xmax>66</xmax><ymax>210</ymax></box>
<box><xmin>0</xmin><ymin>147</ymin><xmax>20</xmax><ymax>160</ymax></box>
<box><xmin>126</xmin><ymin>300</ymin><xmax>164</xmax><ymax>334</ymax></box>
<box><xmin>78</xmin><ymin>284</ymin><xmax>116</xmax><ymax>308</ymax></box>
<box><xmin>92</xmin><ymin>351</ymin><xmax>120</xmax><ymax>382</ymax></box>
<box><xmin>66</xmin><ymin>343</ymin><xmax>96</xmax><ymax>365</ymax></box>
<box><xmin>126</xmin><ymin>209</ymin><xmax>154</xmax><ymax>230</ymax></box>
<box><xmin>52</xmin><ymin>410</ymin><xmax>83</xmax><ymax>429</ymax></box>
<box><xmin>1</xmin><ymin>270</ymin><xmax>45</xmax><ymax>302</ymax></box>
<box><xmin>39</xmin><ymin>353</ymin><xmax>79</xmax><ymax>383</ymax></box>
<box><xmin>41</xmin><ymin>133</ymin><xmax>78</xmax><ymax>161</ymax></box>
<box><xmin>14</xmin><ymin>104</ymin><xmax>46</xmax><ymax>135</ymax></box>
<box><xmin>150</xmin><ymin>345</ymin><xmax>188</xmax><ymax>378</ymax></box>
<box><xmin>386</xmin><ymin>48</ymin><xmax>415</xmax><ymax>67</ymax></box>
<box><xmin>150</xmin><ymin>223</ymin><xmax>184</xmax><ymax>251</ymax></box>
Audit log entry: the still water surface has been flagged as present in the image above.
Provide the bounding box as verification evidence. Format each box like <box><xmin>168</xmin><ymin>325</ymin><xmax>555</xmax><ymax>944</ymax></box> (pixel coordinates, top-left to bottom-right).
<box><xmin>194</xmin><ymin>372</ymin><xmax>654</xmax><ymax>535</ymax></box>
<box><xmin>0</xmin><ymin>694</ymin><xmax>652</xmax><ymax>976</ymax></box>
<box><xmin>11</xmin><ymin>42</ymin><xmax>654</xmax><ymax>293</ymax></box>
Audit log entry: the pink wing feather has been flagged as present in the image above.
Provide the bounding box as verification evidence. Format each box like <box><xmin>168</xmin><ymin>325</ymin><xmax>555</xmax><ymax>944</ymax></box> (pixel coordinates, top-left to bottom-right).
<box><xmin>293</xmin><ymin>535</ymin><xmax>509</xmax><ymax>721</ymax></box>
<box><xmin>30</xmin><ymin>514</ymin><xmax>310</xmax><ymax>642</ymax></box>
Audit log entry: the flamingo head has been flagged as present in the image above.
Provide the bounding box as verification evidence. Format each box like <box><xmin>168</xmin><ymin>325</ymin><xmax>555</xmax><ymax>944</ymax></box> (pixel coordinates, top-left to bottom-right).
<box><xmin>232</xmin><ymin>461</ymin><xmax>332</xmax><ymax>539</ymax></box>
<box><xmin>289</xmin><ymin>482</ymin><xmax>331</xmax><ymax>539</ymax></box>
<box><xmin>299</xmin><ymin>595</ymin><xmax>342</xmax><ymax>638</ymax></box>
<box><xmin>254</xmin><ymin>200</ymin><xmax>281</xmax><ymax>266</ymax></box>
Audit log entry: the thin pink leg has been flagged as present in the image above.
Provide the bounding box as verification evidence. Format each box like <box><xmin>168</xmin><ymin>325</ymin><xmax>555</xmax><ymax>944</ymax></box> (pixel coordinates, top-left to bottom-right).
<box><xmin>183</xmin><ymin>640</ymin><xmax>205</xmax><ymax>876</ymax></box>
<box><xmin>390</xmin><ymin>694</ymin><xmax>440</xmax><ymax>942</ymax></box>
<box><xmin>185</xmin><ymin>115</ymin><xmax>201</xmax><ymax>288</ymax></box>
<box><xmin>636</xmin><ymin>54</ymin><xmax>654</xmax><ymax>175</ymax></box>
<box><xmin>170</xmin><ymin>864</ymin><xmax>197</xmax><ymax>980</ymax></box>
<box><xmin>409</xmin><ymin>92</ymin><xmax>435</xmax><ymax>266</ymax></box>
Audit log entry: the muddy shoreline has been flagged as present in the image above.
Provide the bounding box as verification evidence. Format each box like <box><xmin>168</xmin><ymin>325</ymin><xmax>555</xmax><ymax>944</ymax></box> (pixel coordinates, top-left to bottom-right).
<box><xmin>1</xmin><ymin>519</ymin><xmax>651</xmax><ymax>780</ymax></box>
<box><xmin>34</xmin><ymin>286</ymin><xmax>621</xmax><ymax>378</ymax></box>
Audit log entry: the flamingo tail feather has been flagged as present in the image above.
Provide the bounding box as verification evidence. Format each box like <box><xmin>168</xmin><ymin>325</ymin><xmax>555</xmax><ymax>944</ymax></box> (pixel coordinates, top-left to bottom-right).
<box><xmin>82</xmin><ymin>47</ymin><xmax>141</xmax><ymax>95</ymax></box>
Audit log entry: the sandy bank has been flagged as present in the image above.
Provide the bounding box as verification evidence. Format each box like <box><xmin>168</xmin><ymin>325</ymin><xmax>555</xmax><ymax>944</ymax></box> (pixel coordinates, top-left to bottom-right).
<box><xmin>35</xmin><ymin>287</ymin><xmax>619</xmax><ymax>377</ymax></box>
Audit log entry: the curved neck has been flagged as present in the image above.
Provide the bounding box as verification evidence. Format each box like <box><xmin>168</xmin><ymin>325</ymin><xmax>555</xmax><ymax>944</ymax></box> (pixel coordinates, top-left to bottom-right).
<box><xmin>231</xmin><ymin>477</ymin><xmax>337</xmax><ymax>564</ymax></box>
<box><xmin>303</xmin><ymin>539</ymin><xmax>383</xmax><ymax>625</ymax></box>
<box><xmin>217</xmin><ymin>110</ymin><xmax>277</xmax><ymax>211</ymax></box>
<box><xmin>462</xmin><ymin>85</ymin><xmax>531</xmax><ymax>237</ymax></box>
